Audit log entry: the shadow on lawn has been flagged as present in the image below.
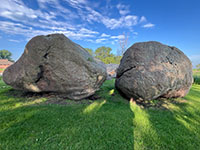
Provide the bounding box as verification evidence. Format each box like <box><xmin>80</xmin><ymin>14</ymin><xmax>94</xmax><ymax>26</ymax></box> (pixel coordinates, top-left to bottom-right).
<box><xmin>141</xmin><ymin>86</ymin><xmax>200</xmax><ymax>149</ymax></box>
<box><xmin>1</xmin><ymin>79</ymin><xmax>200</xmax><ymax>149</ymax></box>
<box><xmin>0</xmin><ymin>101</ymin><xmax>135</xmax><ymax>149</ymax></box>
<box><xmin>0</xmin><ymin>81</ymin><xmax>135</xmax><ymax>149</ymax></box>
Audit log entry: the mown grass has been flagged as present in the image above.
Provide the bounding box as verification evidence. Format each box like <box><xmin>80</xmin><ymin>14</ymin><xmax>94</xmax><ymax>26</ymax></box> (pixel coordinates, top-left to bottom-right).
<box><xmin>0</xmin><ymin>78</ymin><xmax>200</xmax><ymax>149</ymax></box>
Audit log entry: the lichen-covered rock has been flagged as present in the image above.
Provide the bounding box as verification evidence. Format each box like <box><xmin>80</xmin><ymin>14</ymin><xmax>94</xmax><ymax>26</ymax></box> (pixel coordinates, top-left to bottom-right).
<box><xmin>3</xmin><ymin>34</ymin><xmax>106</xmax><ymax>100</ymax></box>
<box><xmin>115</xmin><ymin>41</ymin><xmax>193</xmax><ymax>100</ymax></box>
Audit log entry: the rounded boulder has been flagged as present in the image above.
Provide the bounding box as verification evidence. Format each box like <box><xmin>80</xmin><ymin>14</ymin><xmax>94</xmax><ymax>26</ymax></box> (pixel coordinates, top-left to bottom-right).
<box><xmin>115</xmin><ymin>41</ymin><xmax>193</xmax><ymax>100</ymax></box>
<box><xmin>3</xmin><ymin>34</ymin><xmax>107</xmax><ymax>100</ymax></box>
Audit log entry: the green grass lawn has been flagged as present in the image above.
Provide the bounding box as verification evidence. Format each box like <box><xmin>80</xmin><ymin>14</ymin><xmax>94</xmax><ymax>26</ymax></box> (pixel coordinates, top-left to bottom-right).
<box><xmin>0</xmin><ymin>78</ymin><xmax>200</xmax><ymax>150</ymax></box>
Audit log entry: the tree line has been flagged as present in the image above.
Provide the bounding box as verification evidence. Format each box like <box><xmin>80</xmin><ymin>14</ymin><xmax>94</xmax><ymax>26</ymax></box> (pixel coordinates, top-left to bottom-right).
<box><xmin>85</xmin><ymin>47</ymin><xmax>122</xmax><ymax>64</ymax></box>
<box><xmin>0</xmin><ymin>50</ymin><xmax>13</xmax><ymax>61</ymax></box>
<box><xmin>1</xmin><ymin>48</ymin><xmax>200</xmax><ymax>68</ymax></box>
<box><xmin>0</xmin><ymin>48</ymin><xmax>122</xmax><ymax>64</ymax></box>
<box><xmin>197</xmin><ymin>64</ymin><xmax>200</xmax><ymax>70</ymax></box>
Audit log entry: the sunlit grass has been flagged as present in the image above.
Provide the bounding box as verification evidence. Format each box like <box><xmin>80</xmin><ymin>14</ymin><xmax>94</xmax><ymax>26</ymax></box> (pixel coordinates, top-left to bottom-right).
<box><xmin>109</xmin><ymin>89</ymin><xmax>115</xmax><ymax>95</ymax></box>
<box><xmin>14</xmin><ymin>98</ymin><xmax>47</xmax><ymax>108</ymax></box>
<box><xmin>83</xmin><ymin>100</ymin><xmax>106</xmax><ymax>114</ymax></box>
<box><xmin>0</xmin><ymin>78</ymin><xmax>200</xmax><ymax>149</ymax></box>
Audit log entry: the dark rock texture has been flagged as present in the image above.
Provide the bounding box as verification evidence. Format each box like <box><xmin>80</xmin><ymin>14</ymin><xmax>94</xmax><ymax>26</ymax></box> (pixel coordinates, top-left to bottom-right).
<box><xmin>3</xmin><ymin>34</ymin><xmax>106</xmax><ymax>100</ymax></box>
<box><xmin>115</xmin><ymin>41</ymin><xmax>193</xmax><ymax>100</ymax></box>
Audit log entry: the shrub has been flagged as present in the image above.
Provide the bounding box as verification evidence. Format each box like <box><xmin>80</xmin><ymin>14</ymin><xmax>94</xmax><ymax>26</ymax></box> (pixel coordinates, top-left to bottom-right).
<box><xmin>194</xmin><ymin>76</ymin><xmax>200</xmax><ymax>85</ymax></box>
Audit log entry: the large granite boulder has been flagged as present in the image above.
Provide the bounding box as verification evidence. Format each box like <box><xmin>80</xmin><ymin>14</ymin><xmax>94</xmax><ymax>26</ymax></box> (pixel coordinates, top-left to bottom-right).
<box><xmin>115</xmin><ymin>41</ymin><xmax>193</xmax><ymax>100</ymax></box>
<box><xmin>3</xmin><ymin>34</ymin><xmax>107</xmax><ymax>100</ymax></box>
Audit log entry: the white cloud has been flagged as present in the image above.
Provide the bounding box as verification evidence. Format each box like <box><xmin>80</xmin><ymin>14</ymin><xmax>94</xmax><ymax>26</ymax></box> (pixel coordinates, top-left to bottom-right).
<box><xmin>101</xmin><ymin>33</ymin><xmax>110</xmax><ymax>37</ymax></box>
<box><xmin>95</xmin><ymin>38</ymin><xmax>106</xmax><ymax>43</ymax></box>
<box><xmin>79</xmin><ymin>28</ymin><xmax>99</xmax><ymax>34</ymax></box>
<box><xmin>0</xmin><ymin>0</ymin><xmax>101</xmax><ymax>41</ymax></box>
<box><xmin>65</xmin><ymin>0</ymin><xmax>88</xmax><ymax>7</ymax></box>
<box><xmin>0</xmin><ymin>21</ymin><xmax>31</xmax><ymax>35</ymax></box>
<box><xmin>85</xmin><ymin>39</ymin><xmax>95</xmax><ymax>43</ymax></box>
<box><xmin>0</xmin><ymin>21</ymin><xmax>98</xmax><ymax>41</ymax></box>
<box><xmin>140</xmin><ymin>16</ymin><xmax>147</xmax><ymax>23</ymax></box>
<box><xmin>119</xmin><ymin>10</ymin><xmax>129</xmax><ymax>16</ymax></box>
<box><xmin>0</xmin><ymin>0</ymin><xmax>78</xmax><ymax>30</ymax></box>
<box><xmin>142</xmin><ymin>23</ymin><xmax>155</xmax><ymax>28</ymax></box>
<box><xmin>38</xmin><ymin>0</ymin><xmax>59</xmax><ymax>8</ymax></box>
<box><xmin>8</xmin><ymin>39</ymin><xmax>21</xmax><ymax>43</ymax></box>
<box><xmin>0</xmin><ymin>0</ymin><xmax>154</xmax><ymax>43</ymax></box>
<box><xmin>0</xmin><ymin>0</ymin><xmax>54</xmax><ymax>22</ymax></box>
<box><xmin>124</xmin><ymin>15</ymin><xmax>138</xmax><ymax>26</ymax></box>
<box><xmin>111</xmin><ymin>35</ymin><xmax>125</xmax><ymax>40</ymax></box>
<box><xmin>102</xmin><ymin>15</ymin><xmax>138</xmax><ymax>29</ymax></box>
<box><xmin>133</xmin><ymin>32</ymin><xmax>138</xmax><ymax>35</ymax></box>
<box><xmin>55</xmin><ymin>30</ymin><xmax>97</xmax><ymax>40</ymax></box>
<box><xmin>37</xmin><ymin>0</ymin><xmax>75</xmax><ymax>19</ymax></box>
<box><xmin>65</xmin><ymin>1</ymin><xmax>139</xmax><ymax>29</ymax></box>
<box><xmin>116</xmin><ymin>3</ymin><xmax>130</xmax><ymax>15</ymax></box>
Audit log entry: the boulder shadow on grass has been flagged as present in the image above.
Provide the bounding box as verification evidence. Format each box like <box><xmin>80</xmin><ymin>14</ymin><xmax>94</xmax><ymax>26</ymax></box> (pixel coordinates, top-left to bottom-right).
<box><xmin>2</xmin><ymin>79</ymin><xmax>189</xmax><ymax>110</ymax></box>
<box><xmin>132</xmin><ymin>97</ymin><xmax>188</xmax><ymax>110</ymax></box>
<box><xmin>4</xmin><ymin>88</ymin><xmax>101</xmax><ymax>106</ymax></box>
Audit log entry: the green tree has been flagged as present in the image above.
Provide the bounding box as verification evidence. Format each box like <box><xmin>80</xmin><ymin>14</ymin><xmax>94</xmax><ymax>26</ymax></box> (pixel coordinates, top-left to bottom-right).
<box><xmin>196</xmin><ymin>64</ymin><xmax>200</xmax><ymax>70</ymax></box>
<box><xmin>94</xmin><ymin>46</ymin><xmax>121</xmax><ymax>64</ymax></box>
<box><xmin>95</xmin><ymin>46</ymin><xmax>112</xmax><ymax>60</ymax></box>
<box><xmin>114</xmin><ymin>56</ymin><xmax>122</xmax><ymax>64</ymax></box>
<box><xmin>85</xmin><ymin>46</ymin><xmax>122</xmax><ymax>64</ymax></box>
<box><xmin>85</xmin><ymin>48</ymin><xmax>94</xmax><ymax>56</ymax></box>
<box><xmin>0</xmin><ymin>50</ymin><xmax>12</xmax><ymax>61</ymax></box>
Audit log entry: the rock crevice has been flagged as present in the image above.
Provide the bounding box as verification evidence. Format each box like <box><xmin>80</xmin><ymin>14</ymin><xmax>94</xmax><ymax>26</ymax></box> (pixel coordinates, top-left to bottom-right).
<box><xmin>35</xmin><ymin>65</ymin><xmax>44</xmax><ymax>83</ymax></box>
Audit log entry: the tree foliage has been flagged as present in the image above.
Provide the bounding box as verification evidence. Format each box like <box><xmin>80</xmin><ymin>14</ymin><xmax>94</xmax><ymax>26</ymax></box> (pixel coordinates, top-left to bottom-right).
<box><xmin>196</xmin><ymin>64</ymin><xmax>200</xmax><ymax>70</ymax></box>
<box><xmin>0</xmin><ymin>50</ymin><xmax>12</xmax><ymax>61</ymax></box>
<box><xmin>85</xmin><ymin>46</ymin><xmax>122</xmax><ymax>64</ymax></box>
<box><xmin>85</xmin><ymin>48</ymin><xmax>94</xmax><ymax>56</ymax></box>
<box><xmin>95</xmin><ymin>46</ymin><xmax>112</xmax><ymax>60</ymax></box>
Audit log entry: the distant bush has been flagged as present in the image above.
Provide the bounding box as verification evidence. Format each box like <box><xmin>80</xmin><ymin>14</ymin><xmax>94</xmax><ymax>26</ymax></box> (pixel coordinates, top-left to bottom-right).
<box><xmin>194</xmin><ymin>76</ymin><xmax>200</xmax><ymax>85</ymax></box>
<box><xmin>87</xmin><ymin>57</ymin><xmax>94</xmax><ymax>62</ymax></box>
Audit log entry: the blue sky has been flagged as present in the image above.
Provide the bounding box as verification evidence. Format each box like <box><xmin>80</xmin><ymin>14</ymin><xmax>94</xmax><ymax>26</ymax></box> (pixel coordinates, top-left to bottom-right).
<box><xmin>0</xmin><ymin>0</ymin><xmax>200</xmax><ymax>67</ymax></box>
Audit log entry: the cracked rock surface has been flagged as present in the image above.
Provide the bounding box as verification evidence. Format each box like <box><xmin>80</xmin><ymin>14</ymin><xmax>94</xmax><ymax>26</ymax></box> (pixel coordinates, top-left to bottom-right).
<box><xmin>115</xmin><ymin>41</ymin><xmax>193</xmax><ymax>100</ymax></box>
<box><xmin>3</xmin><ymin>34</ymin><xmax>107</xmax><ymax>100</ymax></box>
